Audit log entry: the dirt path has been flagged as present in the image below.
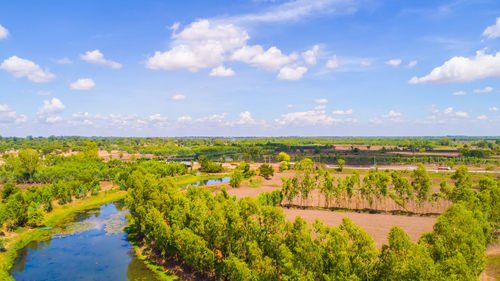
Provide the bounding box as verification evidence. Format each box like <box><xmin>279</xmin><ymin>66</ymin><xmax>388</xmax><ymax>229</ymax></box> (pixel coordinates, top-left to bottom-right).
<box><xmin>282</xmin><ymin>208</ymin><xmax>436</xmax><ymax>248</ymax></box>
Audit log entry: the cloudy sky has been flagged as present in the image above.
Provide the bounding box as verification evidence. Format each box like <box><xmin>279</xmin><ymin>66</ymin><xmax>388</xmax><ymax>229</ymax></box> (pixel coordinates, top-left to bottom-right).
<box><xmin>1</xmin><ymin>0</ymin><xmax>500</xmax><ymax>136</ymax></box>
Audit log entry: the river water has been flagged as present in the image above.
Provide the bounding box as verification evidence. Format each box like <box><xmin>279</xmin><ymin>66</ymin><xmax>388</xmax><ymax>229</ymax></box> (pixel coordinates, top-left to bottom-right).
<box><xmin>9</xmin><ymin>201</ymin><xmax>164</xmax><ymax>281</ymax></box>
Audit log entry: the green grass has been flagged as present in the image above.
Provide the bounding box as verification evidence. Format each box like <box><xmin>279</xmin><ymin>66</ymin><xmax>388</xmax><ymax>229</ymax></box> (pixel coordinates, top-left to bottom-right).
<box><xmin>0</xmin><ymin>189</ymin><xmax>127</xmax><ymax>280</ymax></box>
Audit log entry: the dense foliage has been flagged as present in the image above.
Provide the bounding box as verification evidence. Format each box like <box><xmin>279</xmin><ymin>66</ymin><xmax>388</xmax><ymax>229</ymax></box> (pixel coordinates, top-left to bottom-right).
<box><xmin>126</xmin><ymin>168</ymin><xmax>499</xmax><ymax>280</ymax></box>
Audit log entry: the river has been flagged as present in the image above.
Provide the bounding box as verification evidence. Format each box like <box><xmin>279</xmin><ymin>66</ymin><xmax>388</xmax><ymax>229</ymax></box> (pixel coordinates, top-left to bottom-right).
<box><xmin>9</xmin><ymin>201</ymin><xmax>166</xmax><ymax>281</ymax></box>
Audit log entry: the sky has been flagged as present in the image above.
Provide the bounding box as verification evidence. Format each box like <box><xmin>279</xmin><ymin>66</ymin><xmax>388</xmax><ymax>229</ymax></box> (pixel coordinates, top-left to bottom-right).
<box><xmin>1</xmin><ymin>0</ymin><xmax>500</xmax><ymax>137</ymax></box>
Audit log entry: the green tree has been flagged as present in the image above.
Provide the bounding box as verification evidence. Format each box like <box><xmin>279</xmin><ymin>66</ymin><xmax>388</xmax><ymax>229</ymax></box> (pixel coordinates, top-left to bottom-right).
<box><xmin>278</xmin><ymin>152</ymin><xmax>290</xmax><ymax>163</ymax></box>
<box><xmin>258</xmin><ymin>164</ymin><xmax>274</xmax><ymax>179</ymax></box>
<box><xmin>411</xmin><ymin>163</ymin><xmax>431</xmax><ymax>203</ymax></box>
<box><xmin>230</xmin><ymin>169</ymin><xmax>243</xmax><ymax>188</ymax></box>
<box><xmin>337</xmin><ymin>158</ymin><xmax>345</xmax><ymax>171</ymax></box>
<box><xmin>17</xmin><ymin>149</ymin><xmax>40</xmax><ymax>181</ymax></box>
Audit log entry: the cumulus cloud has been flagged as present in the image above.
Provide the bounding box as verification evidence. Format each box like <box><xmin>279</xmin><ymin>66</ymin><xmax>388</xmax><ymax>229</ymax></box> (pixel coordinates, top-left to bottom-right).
<box><xmin>237</xmin><ymin>46</ymin><xmax>298</xmax><ymax>71</ymax></box>
<box><xmin>382</xmin><ymin>110</ymin><xmax>402</xmax><ymax>118</ymax></box>
<box><xmin>473</xmin><ymin>86</ymin><xmax>493</xmax><ymax>94</ymax></box>
<box><xmin>172</xmin><ymin>94</ymin><xmax>186</xmax><ymax>100</ymax></box>
<box><xmin>70</xmin><ymin>78</ymin><xmax>95</xmax><ymax>90</ymax></box>
<box><xmin>483</xmin><ymin>17</ymin><xmax>500</xmax><ymax>39</ymax></box>
<box><xmin>80</xmin><ymin>50</ymin><xmax>122</xmax><ymax>69</ymax></box>
<box><xmin>302</xmin><ymin>45</ymin><xmax>319</xmax><ymax>65</ymax></box>
<box><xmin>0</xmin><ymin>56</ymin><xmax>55</xmax><ymax>82</ymax></box>
<box><xmin>437</xmin><ymin>107</ymin><xmax>469</xmax><ymax>118</ymax></box>
<box><xmin>147</xmin><ymin>19</ymin><xmax>298</xmax><ymax>74</ymax></box>
<box><xmin>453</xmin><ymin>90</ymin><xmax>467</xmax><ymax>96</ymax></box>
<box><xmin>477</xmin><ymin>115</ymin><xmax>488</xmax><ymax>120</ymax></box>
<box><xmin>385</xmin><ymin>59</ymin><xmax>402</xmax><ymax>67</ymax></box>
<box><xmin>326</xmin><ymin>55</ymin><xmax>339</xmax><ymax>69</ymax></box>
<box><xmin>332</xmin><ymin>109</ymin><xmax>353</xmax><ymax>115</ymax></box>
<box><xmin>489</xmin><ymin>106</ymin><xmax>499</xmax><ymax>111</ymax></box>
<box><xmin>209</xmin><ymin>65</ymin><xmax>235</xmax><ymax>77</ymax></box>
<box><xmin>409</xmin><ymin>50</ymin><xmax>500</xmax><ymax>84</ymax></box>
<box><xmin>0</xmin><ymin>24</ymin><xmax>9</xmax><ymax>39</ymax></box>
<box><xmin>314</xmin><ymin>98</ymin><xmax>328</xmax><ymax>104</ymax></box>
<box><xmin>275</xmin><ymin>106</ymin><xmax>356</xmax><ymax>126</ymax></box>
<box><xmin>278</xmin><ymin>66</ymin><xmax>307</xmax><ymax>80</ymax></box>
<box><xmin>38</xmin><ymin>98</ymin><xmax>65</xmax><ymax>115</ymax></box>
<box><xmin>287</xmin><ymin>104</ymin><xmax>294</xmax><ymax>109</ymax></box>
<box><xmin>0</xmin><ymin>104</ymin><xmax>27</xmax><ymax>124</ymax></box>
<box><xmin>177</xmin><ymin>115</ymin><xmax>192</xmax><ymax>122</ymax></box>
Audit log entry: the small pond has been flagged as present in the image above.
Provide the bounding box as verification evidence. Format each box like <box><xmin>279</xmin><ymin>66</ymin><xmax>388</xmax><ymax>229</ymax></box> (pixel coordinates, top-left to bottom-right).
<box><xmin>180</xmin><ymin>176</ymin><xmax>230</xmax><ymax>189</ymax></box>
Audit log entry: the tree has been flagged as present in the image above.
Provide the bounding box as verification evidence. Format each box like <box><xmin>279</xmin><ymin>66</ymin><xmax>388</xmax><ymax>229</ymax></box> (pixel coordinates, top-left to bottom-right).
<box><xmin>258</xmin><ymin>164</ymin><xmax>274</xmax><ymax>179</ymax></box>
<box><xmin>17</xmin><ymin>149</ymin><xmax>40</xmax><ymax>181</ymax></box>
<box><xmin>230</xmin><ymin>170</ymin><xmax>243</xmax><ymax>188</ymax></box>
<box><xmin>337</xmin><ymin>158</ymin><xmax>345</xmax><ymax>171</ymax></box>
<box><xmin>278</xmin><ymin>152</ymin><xmax>290</xmax><ymax>163</ymax></box>
<box><xmin>411</xmin><ymin>163</ymin><xmax>431</xmax><ymax>203</ymax></box>
<box><xmin>1</xmin><ymin>182</ymin><xmax>20</xmax><ymax>200</ymax></box>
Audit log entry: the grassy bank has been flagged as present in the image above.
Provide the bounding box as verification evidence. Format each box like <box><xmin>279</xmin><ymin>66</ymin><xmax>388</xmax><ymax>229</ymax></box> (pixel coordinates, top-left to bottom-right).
<box><xmin>0</xmin><ymin>189</ymin><xmax>127</xmax><ymax>280</ymax></box>
<box><xmin>127</xmin><ymin>229</ymin><xmax>177</xmax><ymax>281</ymax></box>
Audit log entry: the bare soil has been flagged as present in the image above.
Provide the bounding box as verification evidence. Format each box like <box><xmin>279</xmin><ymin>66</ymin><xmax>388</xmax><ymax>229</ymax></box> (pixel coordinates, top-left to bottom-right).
<box><xmin>282</xmin><ymin>208</ymin><xmax>436</xmax><ymax>248</ymax></box>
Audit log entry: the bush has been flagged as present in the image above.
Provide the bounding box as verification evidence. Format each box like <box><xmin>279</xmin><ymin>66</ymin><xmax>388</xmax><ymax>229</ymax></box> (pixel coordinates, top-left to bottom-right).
<box><xmin>1</xmin><ymin>182</ymin><xmax>20</xmax><ymax>200</ymax></box>
<box><xmin>230</xmin><ymin>170</ymin><xmax>243</xmax><ymax>188</ymax></box>
<box><xmin>258</xmin><ymin>164</ymin><xmax>274</xmax><ymax>180</ymax></box>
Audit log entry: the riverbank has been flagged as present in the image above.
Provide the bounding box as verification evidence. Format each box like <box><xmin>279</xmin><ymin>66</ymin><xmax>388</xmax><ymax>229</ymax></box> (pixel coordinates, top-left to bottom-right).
<box><xmin>0</xmin><ymin>189</ymin><xmax>127</xmax><ymax>280</ymax></box>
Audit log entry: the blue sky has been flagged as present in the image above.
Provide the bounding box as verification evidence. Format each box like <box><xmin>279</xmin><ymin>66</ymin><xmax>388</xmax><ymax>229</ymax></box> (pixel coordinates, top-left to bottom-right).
<box><xmin>1</xmin><ymin>0</ymin><xmax>500</xmax><ymax>136</ymax></box>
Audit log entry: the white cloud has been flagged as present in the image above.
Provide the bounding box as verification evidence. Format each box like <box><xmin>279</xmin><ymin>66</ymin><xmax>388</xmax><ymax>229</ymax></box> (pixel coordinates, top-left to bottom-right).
<box><xmin>0</xmin><ymin>104</ymin><xmax>26</xmax><ymax>124</ymax></box>
<box><xmin>147</xmin><ymin>20</ymin><xmax>248</xmax><ymax>72</ymax></box>
<box><xmin>382</xmin><ymin>110</ymin><xmax>402</xmax><ymax>118</ymax></box>
<box><xmin>44</xmin><ymin>116</ymin><xmax>63</xmax><ymax>123</ymax></box>
<box><xmin>314</xmin><ymin>98</ymin><xmax>328</xmax><ymax>104</ymax></box>
<box><xmin>314</xmin><ymin>105</ymin><xmax>326</xmax><ymax>110</ymax></box>
<box><xmin>209</xmin><ymin>65</ymin><xmax>235</xmax><ymax>77</ymax></box>
<box><xmin>170</xmin><ymin>22</ymin><xmax>180</xmax><ymax>32</ymax></box>
<box><xmin>409</xmin><ymin>50</ymin><xmax>500</xmax><ymax>84</ymax></box>
<box><xmin>70</xmin><ymin>78</ymin><xmax>95</xmax><ymax>90</ymax></box>
<box><xmin>177</xmin><ymin>115</ymin><xmax>192</xmax><ymax>122</ymax></box>
<box><xmin>473</xmin><ymin>86</ymin><xmax>493</xmax><ymax>94</ymax></box>
<box><xmin>275</xmin><ymin>106</ymin><xmax>356</xmax><ymax>126</ymax></box>
<box><xmin>56</xmin><ymin>57</ymin><xmax>73</xmax><ymax>64</ymax></box>
<box><xmin>332</xmin><ymin>109</ymin><xmax>353</xmax><ymax>115</ymax></box>
<box><xmin>326</xmin><ymin>55</ymin><xmax>339</xmax><ymax>69</ymax></box>
<box><xmin>172</xmin><ymin>94</ymin><xmax>186</xmax><ymax>100</ymax></box>
<box><xmin>408</xmin><ymin>60</ymin><xmax>418</xmax><ymax>68</ymax></box>
<box><xmin>243</xmin><ymin>46</ymin><xmax>298</xmax><ymax>71</ymax></box>
<box><xmin>287</xmin><ymin>104</ymin><xmax>294</xmax><ymax>109</ymax></box>
<box><xmin>385</xmin><ymin>59</ymin><xmax>402</xmax><ymax>67</ymax></box>
<box><xmin>489</xmin><ymin>106</ymin><xmax>499</xmax><ymax>112</ymax></box>
<box><xmin>278</xmin><ymin>66</ymin><xmax>307</xmax><ymax>80</ymax></box>
<box><xmin>483</xmin><ymin>17</ymin><xmax>500</xmax><ymax>39</ymax></box>
<box><xmin>147</xmin><ymin>19</ymin><xmax>297</xmax><ymax>74</ymax></box>
<box><xmin>302</xmin><ymin>45</ymin><xmax>319</xmax><ymax>65</ymax></box>
<box><xmin>0</xmin><ymin>56</ymin><xmax>55</xmax><ymax>82</ymax></box>
<box><xmin>0</xmin><ymin>24</ymin><xmax>9</xmax><ymax>39</ymax></box>
<box><xmin>38</xmin><ymin>98</ymin><xmax>65</xmax><ymax>115</ymax></box>
<box><xmin>80</xmin><ymin>50</ymin><xmax>122</xmax><ymax>69</ymax></box>
<box><xmin>222</xmin><ymin>0</ymin><xmax>358</xmax><ymax>24</ymax></box>
<box><xmin>360</xmin><ymin>60</ymin><xmax>371</xmax><ymax>66</ymax></box>
<box><xmin>452</xmin><ymin>90</ymin><xmax>467</xmax><ymax>96</ymax></box>
<box><xmin>477</xmin><ymin>115</ymin><xmax>488</xmax><ymax>120</ymax></box>
<box><xmin>439</xmin><ymin>107</ymin><xmax>469</xmax><ymax>118</ymax></box>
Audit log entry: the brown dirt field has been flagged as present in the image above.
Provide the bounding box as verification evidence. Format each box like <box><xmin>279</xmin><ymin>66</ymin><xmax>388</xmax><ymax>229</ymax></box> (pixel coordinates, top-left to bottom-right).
<box><xmin>480</xmin><ymin>242</ymin><xmax>500</xmax><ymax>281</ymax></box>
<box><xmin>282</xmin><ymin>208</ymin><xmax>436</xmax><ymax>248</ymax></box>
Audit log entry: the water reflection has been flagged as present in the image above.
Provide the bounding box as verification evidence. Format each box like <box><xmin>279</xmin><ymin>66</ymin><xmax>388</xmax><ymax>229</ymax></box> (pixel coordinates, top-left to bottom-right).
<box><xmin>10</xmin><ymin>201</ymin><xmax>164</xmax><ymax>281</ymax></box>
<box><xmin>180</xmin><ymin>176</ymin><xmax>230</xmax><ymax>189</ymax></box>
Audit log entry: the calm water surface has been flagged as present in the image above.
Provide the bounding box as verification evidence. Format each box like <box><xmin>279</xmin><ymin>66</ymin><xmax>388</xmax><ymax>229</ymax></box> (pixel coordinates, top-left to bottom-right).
<box><xmin>180</xmin><ymin>176</ymin><xmax>230</xmax><ymax>189</ymax></box>
<box><xmin>10</xmin><ymin>201</ymin><xmax>162</xmax><ymax>281</ymax></box>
